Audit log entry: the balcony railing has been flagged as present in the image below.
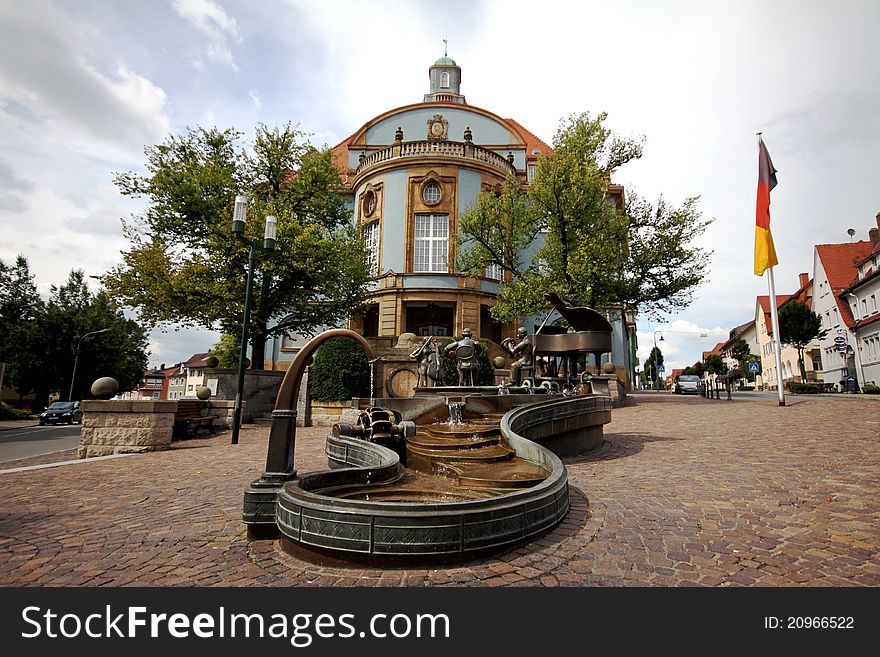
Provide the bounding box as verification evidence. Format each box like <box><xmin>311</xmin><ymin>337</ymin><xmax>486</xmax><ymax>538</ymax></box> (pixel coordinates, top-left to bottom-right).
<box><xmin>355</xmin><ymin>140</ymin><xmax>516</xmax><ymax>177</ymax></box>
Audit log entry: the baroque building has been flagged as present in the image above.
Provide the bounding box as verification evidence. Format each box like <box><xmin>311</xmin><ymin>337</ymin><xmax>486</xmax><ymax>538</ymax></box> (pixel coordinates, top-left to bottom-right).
<box><xmin>272</xmin><ymin>54</ymin><xmax>636</xmax><ymax>391</ymax></box>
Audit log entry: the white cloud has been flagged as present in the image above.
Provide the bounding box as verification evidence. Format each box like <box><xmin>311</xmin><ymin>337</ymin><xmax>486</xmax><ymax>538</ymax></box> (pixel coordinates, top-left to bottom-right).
<box><xmin>2</xmin><ymin>0</ymin><xmax>879</xmax><ymax>375</ymax></box>
<box><xmin>172</xmin><ymin>0</ymin><xmax>241</xmax><ymax>70</ymax></box>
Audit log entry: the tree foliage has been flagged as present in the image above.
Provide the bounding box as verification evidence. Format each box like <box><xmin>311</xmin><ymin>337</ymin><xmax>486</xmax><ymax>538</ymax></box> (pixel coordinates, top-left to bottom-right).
<box><xmin>103</xmin><ymin>124</ymin><xmax>371</xmax><ymax>369</ymax></box>
<box><xmin>682</xmin><ymin>360</ymin><xmax>706</xmax><ymax>377</ymax></box>
<box><xmin>779</xmin><ymin>299</ymin><xmax>826</xmax><ymax>381</ymax></box>
<box><xmin>210</xmin><ymin>333</ymin><xmax>241</xmax><ymax>369</ymax></box>
<box><xmin>457</xmin><ymin>175</ymin><xmax>542</xmax><ymax>279</ymax></box>
<box><xmin>309</xmin><ymin>337</ymin><xmax>371</xmax><ymax>402</ymax></box>
<box><xmin>1</xmin><ymin>257</ymin><xmax>149</xmax><ymax>407</ymax></box>
<box><xmin>643</xmin><ymin>345</ymin><xmax>664</xmax><ymax>388</ymax></box>
<box><xmin>703</xmin><ymin>353</ymin><xmax>727</xmax><ymax>376</ymax></box>
<box><xmin>455</xmin><ymin>112</ymin><xmax>712</xmax><ymax>323</ymax></box>
<box><xmin>729</xmin><ymin>337</ymin><xmax>760</xmax><ymax>381</ymax></box>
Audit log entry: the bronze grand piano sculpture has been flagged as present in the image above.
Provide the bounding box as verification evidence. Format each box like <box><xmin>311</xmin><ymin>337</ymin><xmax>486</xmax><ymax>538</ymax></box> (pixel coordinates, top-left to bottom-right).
<box><xmin>531</xmin><ymin>292</ymin><xmax>613</xmax><ymax>382</ymax></box>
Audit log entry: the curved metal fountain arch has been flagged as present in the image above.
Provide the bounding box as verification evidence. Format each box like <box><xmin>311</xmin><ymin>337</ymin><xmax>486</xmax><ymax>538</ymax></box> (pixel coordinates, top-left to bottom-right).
<box><xmin>243</xmin><ymin>329</ymin><xmax>375</xmax><ymax>537</ymax></box>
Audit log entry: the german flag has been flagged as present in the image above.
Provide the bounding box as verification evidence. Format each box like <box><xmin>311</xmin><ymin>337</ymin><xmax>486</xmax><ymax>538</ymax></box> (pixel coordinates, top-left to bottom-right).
<box><xmin>754</xmin><ymin>135</ymin><xmax>779</xmax><ymax>276</ymax></box>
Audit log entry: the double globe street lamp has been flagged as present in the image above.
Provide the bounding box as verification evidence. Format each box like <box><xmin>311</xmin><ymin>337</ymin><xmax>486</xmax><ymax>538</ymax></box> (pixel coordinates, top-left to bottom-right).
<box><xmin>230</xmin><ymin>195</ymin><xmax>277</xmax><ymax>445</ymax></box>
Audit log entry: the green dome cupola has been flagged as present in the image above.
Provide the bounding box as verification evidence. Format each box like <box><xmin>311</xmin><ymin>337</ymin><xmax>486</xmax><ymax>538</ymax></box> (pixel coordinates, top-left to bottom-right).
<box><xmin>424</xmin><ymin>44</ymin><xmax>466</xmax><ymax>104</ymax></box>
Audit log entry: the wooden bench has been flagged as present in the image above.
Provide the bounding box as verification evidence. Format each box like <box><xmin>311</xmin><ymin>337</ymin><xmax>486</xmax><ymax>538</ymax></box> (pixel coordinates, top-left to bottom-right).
<box><xmin>173</xmin><ymin>400</ymin><xmax>218</xmax><ymax>439</ymax></box>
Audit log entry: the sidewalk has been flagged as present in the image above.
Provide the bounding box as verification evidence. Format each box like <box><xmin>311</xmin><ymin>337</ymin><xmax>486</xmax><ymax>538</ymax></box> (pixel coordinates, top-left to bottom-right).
<box><xmin>0</xmin><ymin>394</ymin><xmax>877</xmax><ymax>587</ymax></box>
<box><xmin>0</xmin><ymin>419</ymin><xmax>38</xmax><ymax>431</ymax></box>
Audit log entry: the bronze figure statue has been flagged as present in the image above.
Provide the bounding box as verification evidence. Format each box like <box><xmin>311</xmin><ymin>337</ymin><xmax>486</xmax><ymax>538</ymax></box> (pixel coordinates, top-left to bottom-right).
<box><xmin>501</xmin><ymin>326</ymin><xmax>534</xmax><ymax>386</ymax></box>
<box><xmin>443</xmin><ymin>328</ymin><xmax>482</xmax><ymax>386</ymax></box>
<box><xmin>410</xmin><ymin>336</ymin><xmax>443</xmax><ymax>387</ymax></box>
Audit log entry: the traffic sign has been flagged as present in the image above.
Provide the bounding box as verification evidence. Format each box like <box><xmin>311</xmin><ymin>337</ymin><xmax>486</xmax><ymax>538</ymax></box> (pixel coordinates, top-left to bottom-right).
<box><xmin>658</xmin><ymin>365</ymin><xmax>665</xmax><ymax>372</ymax></box>
<box><xmin>834</xmin><ymin>336</ymin><xmax>847</xmax><ymax>344</ymax></box>
<box><xmin>748</xmin><ymin>363</ymin><xmax>760</xmax><ymax>373</ymax></box>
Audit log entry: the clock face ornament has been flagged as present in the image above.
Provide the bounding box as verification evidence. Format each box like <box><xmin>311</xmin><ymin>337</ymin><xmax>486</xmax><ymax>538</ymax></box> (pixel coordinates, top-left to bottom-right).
<box><xmin>427</xmin><ymin>114</ymin><xmax>448</xmax><ymax>140</ymax></box>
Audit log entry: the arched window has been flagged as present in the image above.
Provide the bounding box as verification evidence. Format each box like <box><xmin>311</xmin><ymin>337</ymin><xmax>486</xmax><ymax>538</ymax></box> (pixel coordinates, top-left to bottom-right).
<box><xmin>440</xmin><ymin>71</ymin><xmax>450</xmax><ymax>89</ymax></box>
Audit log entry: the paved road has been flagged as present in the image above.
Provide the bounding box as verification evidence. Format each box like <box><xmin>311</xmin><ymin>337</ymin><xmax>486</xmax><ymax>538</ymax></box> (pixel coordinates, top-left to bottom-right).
<box><xmin>0</xmin><ymin>424</ymin><xmax>81</xmax><ymax>463</ymax></box>
<box><xmin>0</xmin><ymin>394</ymin><xmax>877</xmax><ymax>587</ymax></box>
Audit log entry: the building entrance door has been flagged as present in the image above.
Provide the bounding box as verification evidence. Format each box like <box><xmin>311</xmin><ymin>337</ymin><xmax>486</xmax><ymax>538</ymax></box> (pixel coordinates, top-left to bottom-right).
<box><xmin>406</xmin><ymin>302</ymin><xmax>454</xmax><ymax>337</ymax></box>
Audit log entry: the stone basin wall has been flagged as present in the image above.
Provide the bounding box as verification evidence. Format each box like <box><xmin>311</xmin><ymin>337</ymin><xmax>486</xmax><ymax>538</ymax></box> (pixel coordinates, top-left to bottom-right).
<box><xmin>78</xmin><ymin>400</ymin><xmax>176</xmax><ymax>459</ymax></box>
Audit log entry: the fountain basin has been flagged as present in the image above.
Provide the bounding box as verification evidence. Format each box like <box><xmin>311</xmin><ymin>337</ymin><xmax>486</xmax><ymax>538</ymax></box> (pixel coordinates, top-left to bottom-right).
<box><xmin>275</xmin><ymin>411</ymin><xmax>570</xmax><ymax>561</ymax></box>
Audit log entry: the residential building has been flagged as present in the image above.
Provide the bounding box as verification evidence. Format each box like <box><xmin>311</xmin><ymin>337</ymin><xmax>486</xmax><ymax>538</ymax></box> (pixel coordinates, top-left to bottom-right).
<box><xmin>840</xmin><ymin>213</ymin><xmax>880</xmax><ymax>387</ymax></box>
<box><xmin>183</xmin><ymin>352</ymin><xmax>212</xmax><ymax>397</ymax></box>
<box><xmin>754</xmin><ymin>293</ymin><xmax>792</xmax><ymax>390</ymax></box>
<box><xmin>776</xmin><ymin>273</ymin><xmax>821</xmax><ymax>384</ymax></box>
<box><xmin>812</xmin><ymin>239</ymin><xmax>873</xmax><ymax>390</ymax></box>
<box><xmin>161</xmin><ymin>363</ymin><xmax>186</xmax><ymax>400</ymax></box>
<box><xmin>719</xmin><ymin>320</ymin><xmax>758</xmax><ymax>375</ymax></box>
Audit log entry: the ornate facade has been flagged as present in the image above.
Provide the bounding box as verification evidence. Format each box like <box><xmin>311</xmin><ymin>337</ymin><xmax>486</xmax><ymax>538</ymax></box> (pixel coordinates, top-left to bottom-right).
<box><xmin>271</xmin><ymin>55</ymin><xmax>636</xmax><ymax>389</ymax></box>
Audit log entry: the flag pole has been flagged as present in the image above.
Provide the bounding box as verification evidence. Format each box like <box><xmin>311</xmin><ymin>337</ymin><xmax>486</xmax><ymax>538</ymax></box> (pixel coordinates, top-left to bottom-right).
<box><xmin>766</xmin><ymin>266</ymin><xmax>786</xmax><ymax>406</ymax></box>
<box><xmin>756</xmin><ymin>132</ymin><xmax>785</xmax><ymax>406</ymax></box>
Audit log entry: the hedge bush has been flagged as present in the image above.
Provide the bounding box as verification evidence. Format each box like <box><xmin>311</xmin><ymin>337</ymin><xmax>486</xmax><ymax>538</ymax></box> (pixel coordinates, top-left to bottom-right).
<box><xmin>0</xmin><ymin>405</ymin><xmax>33</xmax><ymax>420</ymax></box>
<box><xmin>787</xmin><ymin>382</ymin><xmax>820</xmax><ymax>394</ymax></box>
<box><xmin>309</xmin><ymin>337</ymin><xmax>371</xmax><ymax>402</ymax></box>
<box><xmin>863</xmin><ymin>384</ymin><xmax>880</xmax><ymax>394</ymax></box>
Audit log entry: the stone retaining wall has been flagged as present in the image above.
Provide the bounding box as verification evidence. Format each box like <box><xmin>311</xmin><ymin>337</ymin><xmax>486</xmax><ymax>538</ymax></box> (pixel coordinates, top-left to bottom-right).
<box><xmin>78</xmin><ymin>400</ymin><xmax>176</xmax><ymax>459</ymax></box>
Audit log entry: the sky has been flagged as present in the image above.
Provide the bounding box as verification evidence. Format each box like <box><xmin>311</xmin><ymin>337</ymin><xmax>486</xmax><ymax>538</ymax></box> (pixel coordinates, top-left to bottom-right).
<box><xmin>1</xmin><ymin>0</ymin><xmax>879</xmax><ymax>374</ymax></box>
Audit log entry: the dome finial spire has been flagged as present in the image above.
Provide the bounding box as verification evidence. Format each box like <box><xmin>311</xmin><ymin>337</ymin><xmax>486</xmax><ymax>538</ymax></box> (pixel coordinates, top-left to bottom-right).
<box><xmin>443</xmin><ymin>36</ymin><xmax>448</xmax><ymax>57</ymax></box>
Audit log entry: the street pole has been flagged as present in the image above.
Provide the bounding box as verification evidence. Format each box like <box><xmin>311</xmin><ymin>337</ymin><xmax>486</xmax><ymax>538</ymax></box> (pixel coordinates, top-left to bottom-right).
<box><xmin>653</xmin><ymin>331</ymin><xmax>663</xmax><ymax>391</ymax></box>
<box><xmin>69</xmin><ymin>328</ymin><xmax>110</xmax><ymax>401</ymax></box>
<box><xmin>230</xmin><ymin>195</ymin><xmax>276</xmax><ymax>446</ymax></box>
<box><xmin>231</xmin><ymin>243</ymin><xmax>256</xmax><ymax>445</ymax></box>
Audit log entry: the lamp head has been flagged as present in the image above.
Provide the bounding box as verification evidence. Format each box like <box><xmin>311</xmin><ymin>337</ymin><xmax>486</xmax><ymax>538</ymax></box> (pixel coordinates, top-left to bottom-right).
<box><xmin>232</xmin><ymin>195</ymin><xmax>247</xmax><ymax>237</ymax></box>
<box><xmin>263</xmin><ymin>215</ymin><xmax>277</xmax><ymax>250</ymax></box>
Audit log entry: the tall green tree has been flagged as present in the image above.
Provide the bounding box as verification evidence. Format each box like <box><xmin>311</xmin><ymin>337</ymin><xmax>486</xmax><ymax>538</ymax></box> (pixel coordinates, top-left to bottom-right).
<box><xmin>455</xmin><ymin>112</ymin><xmax>712</xmax><ymax>323</ymax></box>
<box><xmin>457</xmin><ymin>174</ymin><xmax>542</xmax><ymax>280</ymax></box>
<box><xmin>103</xmin><ymin>123</ymin><xmax>371</xmax><ymax>369</ymax></box>
<box><xmin>779</xmin><ymin>299</ymin><xmax>825</xmax><ymax>381</ymax></box>
<box><xmin>210</xmin><ymin>333</ymin><xmax>241</xmax><ymax>369</ymax></box>
<box><xmin>0</xmin><ymin>255</ymin><xmax>41</xmax><ymax>399</ymax></box>
<box><xmin>704</xmin><ymin>353</ymin><xmax>726</xmax><ymax>376</ymax></box>
<box><xmin>643</xmin><ymin>345</ymin><xmax>664</xmax><ymax>389</ymax></box>
<box><xmin>729</xmin><ymin>337</ymin><xmax>760</xmax><ymax>381</ymax></box>
<box><xmin>1</xmin><ymin>262</ymin><xmax>149</xmax><ymax>406</ymax></box>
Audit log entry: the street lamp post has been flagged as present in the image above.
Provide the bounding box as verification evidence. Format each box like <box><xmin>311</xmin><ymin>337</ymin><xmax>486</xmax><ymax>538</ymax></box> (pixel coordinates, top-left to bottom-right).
<box><xmin>653</xmin><ymin>331</ymin><xmax>664</xmax><ymax>391</ymax></box>
<box><xmin>69</xmin><ymin>328</ymin><xmax>110</xmax><ymax>401</ymax></box>
<box><xmin>230</xmin><ymin>195</ymin><xmax>277</xmax><ymax>445</ymax></box>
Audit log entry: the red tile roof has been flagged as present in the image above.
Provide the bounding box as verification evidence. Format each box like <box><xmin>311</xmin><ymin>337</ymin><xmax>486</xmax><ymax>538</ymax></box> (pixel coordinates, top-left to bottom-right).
<box><xmin>184</xmin><ymin>352</ymin><xmax>211</xmax><ymax>368</ymax></box>
<box><xmin>817</xmin><ymin>241</ymin><xmax>873</xmax><ymax>328</ymax></box>
<box><xmin>757</xmin><ymin>294</ymin><xmax>793</xmax><ymax>337</ymax></box>
<box><xmin>504</xmin><ymin>118</ymin><xmax>552</xmax><ymax>157</ymax></box>
<box><xmin>851</xmin><ymin>312</ymin><xmax>880</xmax><ymax>332</ymax></box>
<box><xmin>817</xmin><ymin>241</ymin><xmax>872</xmax><ymax>289</ymax></box>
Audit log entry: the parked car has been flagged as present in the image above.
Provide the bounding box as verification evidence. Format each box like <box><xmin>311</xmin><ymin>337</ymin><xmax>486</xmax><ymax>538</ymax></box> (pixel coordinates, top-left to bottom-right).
<box><xmin>39</xmin><ymin>401</ymin><xmax>82</xmax><ymax>425</ymax></box>
<box><xmin>674</xmin><ymin>375</ymin><xmax>701</xmax><ymax>395</ymax></box>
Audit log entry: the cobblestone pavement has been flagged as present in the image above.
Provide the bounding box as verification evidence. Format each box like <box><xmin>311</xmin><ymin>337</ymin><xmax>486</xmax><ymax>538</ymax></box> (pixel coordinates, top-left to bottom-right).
<box><xmin>0</xmin><ymin>394</ymin><xmax>877</xmax><ymax>587</ymax></box>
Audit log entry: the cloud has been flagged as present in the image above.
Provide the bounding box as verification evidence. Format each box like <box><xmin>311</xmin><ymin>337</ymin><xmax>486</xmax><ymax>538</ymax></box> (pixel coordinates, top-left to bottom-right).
<box><xmin>172</xmin><ymin>0</ymin><xmax>241</xmax><ymax>70</ymax></box>
<box><xmin>0</xmin><ymin>0</ymin><xmax>171</xmax><ymax>150</ymax></box>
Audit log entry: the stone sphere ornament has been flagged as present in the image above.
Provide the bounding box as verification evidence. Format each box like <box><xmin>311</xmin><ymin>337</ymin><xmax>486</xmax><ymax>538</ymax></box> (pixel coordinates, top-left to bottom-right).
<box><xmin>601</xmin><ymin>362</ymin><xmax>617</xmax><ymax>375</ymax></box>
<box><xmin>493</xmin><ymin>356</ymin><xmax>506</xmax><ymax>369</ymax></box>
<box><xmin>90</xmin><ymin>377</ymin><xmax>120</xmax><ymax>399</ymax></box>
<box><xmin>205</xmin><ymin>356</ymin><xmax>220</xmax><ymax>368</ymax></box>
<box><xmin>195</xmin><ymin>386</ymin><xmax>212</xmax><ymax>400</ymax></box>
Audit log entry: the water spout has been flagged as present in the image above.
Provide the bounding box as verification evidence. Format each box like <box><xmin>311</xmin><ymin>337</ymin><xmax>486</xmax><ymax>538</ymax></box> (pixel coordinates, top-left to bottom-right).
<box><xmin>448</xmin><ymin>401</ymin><xmax>464</xmax><ymax>425</ymax></box>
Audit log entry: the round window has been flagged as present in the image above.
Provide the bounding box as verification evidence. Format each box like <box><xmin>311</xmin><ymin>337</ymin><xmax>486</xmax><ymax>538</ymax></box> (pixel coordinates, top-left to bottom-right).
<box><xmin>422</xmin><ymin>182</ymin><xmax>442</xmax><ymax>205</ymax></box>
<box><xmin>363</xmin><ymin>190</ymin><xmax>376</xmax><ymax>216</ymax></box>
